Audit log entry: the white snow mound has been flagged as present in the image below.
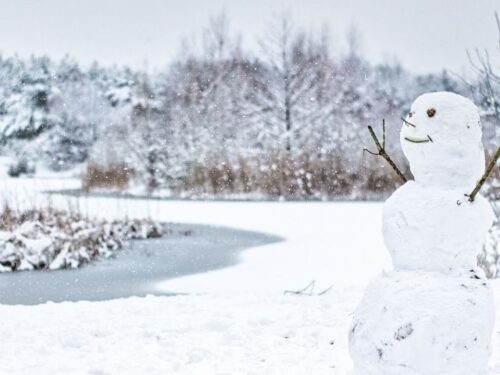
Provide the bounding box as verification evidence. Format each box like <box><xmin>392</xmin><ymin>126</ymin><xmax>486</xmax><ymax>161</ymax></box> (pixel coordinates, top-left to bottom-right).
<box><xmin>350</xmin><ymin>270</ymin><xmax>495</xmax><ymax>375</ymax></box>
<box><xmin>383</xmin><ymin>181</ymin><xmax>494</xmax><ymax>273</ymax></box>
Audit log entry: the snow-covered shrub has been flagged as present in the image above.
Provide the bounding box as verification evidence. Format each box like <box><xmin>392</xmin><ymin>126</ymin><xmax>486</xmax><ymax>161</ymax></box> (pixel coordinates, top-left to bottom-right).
<box><xmin>478</xmin><ymin>195</ymin><xmax>500</xmax><ymax>278</ymax></box>
<box><xmin>479</xmin><ymin>218</ymin><xmax>500</xmax><ymax>279</ymax></box>
<box><xmin>0</xmin><ymin>206</ymin><xmax>167</xmax><ymax>272</ymax></box>
<box><xmin>477</xmin><ymin>156</ymin><xmax>499</xmax><ymax>279</ymax></box>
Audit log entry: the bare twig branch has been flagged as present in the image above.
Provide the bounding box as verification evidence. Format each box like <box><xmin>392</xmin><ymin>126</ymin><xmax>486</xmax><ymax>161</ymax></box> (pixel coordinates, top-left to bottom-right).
<box><xmin>467</xmin><ymin>147</ymin><xmax>500</xmax><ymax>202</ymax></box>
<box><xmin>284</xmin><ymin>280</ymin><xmax>315</xmax><ymax>295</ymax></box>
<box><xmin>382</xmin><ymin>119</ymin><xmax>386</xmax><ymax>149</ymax></box>
<box><xmin>495</xmin><ymin>11</ymin><xmax>500</xmax><ymax>50</ymax></box>
<box><xmin>284</xmin><ymin>280</ymin><xmax>334</xmax><ymax>296</ymax></box>
<box><xmin>317</xmin><ymin>284</ymin><xmax>334</xmax><ymax>296</ymax></box>
<box><xmin>363</xmin><ymin>148</ymin><xmax>379</xmax><ymax>156</ymax></box>
<box><xmin>365</xmin><ymin>123</ymin><xmax>408</xmax><ymax>183</ymax></box>
<box><xmin>400</xmin><ymin>117</ymin><xmax>416</xmax><ymax>128</ymax></box>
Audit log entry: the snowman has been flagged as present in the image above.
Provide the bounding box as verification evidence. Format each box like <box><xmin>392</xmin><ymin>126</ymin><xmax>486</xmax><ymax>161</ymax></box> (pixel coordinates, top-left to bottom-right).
<box><xmin>349</xmin><ymin>92</ymin><xmax>496</xmax><ymax>375</ymax></box>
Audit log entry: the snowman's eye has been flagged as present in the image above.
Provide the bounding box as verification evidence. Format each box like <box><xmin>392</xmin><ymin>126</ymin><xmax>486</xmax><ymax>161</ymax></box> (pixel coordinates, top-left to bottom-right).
<box><xmin>427</xmin><ymin>108</ymin><xmax>436</xmax><ymax>118</ymax></box>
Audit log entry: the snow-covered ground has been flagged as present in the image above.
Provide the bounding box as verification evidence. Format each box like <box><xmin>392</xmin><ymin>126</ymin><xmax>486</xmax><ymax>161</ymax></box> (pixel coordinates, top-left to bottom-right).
<box><xmin>0</xmin><ymin>177</ymin><xmax>498</xmax><ymax>374</ymax></box>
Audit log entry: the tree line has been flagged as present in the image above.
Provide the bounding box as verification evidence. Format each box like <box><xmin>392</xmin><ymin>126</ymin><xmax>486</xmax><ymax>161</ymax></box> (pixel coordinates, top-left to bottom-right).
<box><xmin>0</xmin><ymin>13</ymin><xmax>497</xmax><ymax>199</ymax></box>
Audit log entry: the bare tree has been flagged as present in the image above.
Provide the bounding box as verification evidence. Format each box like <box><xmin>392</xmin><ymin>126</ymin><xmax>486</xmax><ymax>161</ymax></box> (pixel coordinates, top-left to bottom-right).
<box><xmin>462</xmin><ymin>12</ymin><xmax>500</xmax><ymax>277</ymax></box>
<box><xmin>258</xmin><ymin>13</ymin><xmax>329</xmax><ymax>153</ymax></box>
<box><xmin>202</xmin><ymin>11</ymin><xmax>241</xmax><ymax>61</ymax></box>
<box><xmin>467</xmin><ymin>12</ymin><xmax>500</xmax><ymax>150</ymax></box>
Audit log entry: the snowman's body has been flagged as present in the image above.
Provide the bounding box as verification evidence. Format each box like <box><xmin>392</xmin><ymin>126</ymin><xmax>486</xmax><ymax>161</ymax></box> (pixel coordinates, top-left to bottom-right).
<box><xmin>349</xmin><ymin>92</ymin><xmax>495</xmax><ymax>375</ymax></box>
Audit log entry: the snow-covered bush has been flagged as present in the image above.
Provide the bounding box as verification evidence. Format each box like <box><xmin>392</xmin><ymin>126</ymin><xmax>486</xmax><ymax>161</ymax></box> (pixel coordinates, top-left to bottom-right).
<box><xmin>478</xmin><ymin>198</ymin><xmax>500</xmax><ymax>279</ymax></box>
<box><xmin>0</xmin><ymin>206</ymin><xmax>168</xmax><ymax>272</ymax></box>
<box><xmin>477</xmin><ymin>154</ymin><xmax>499</xmax><ymax>279</ymax></box>
<box><xmin>470</xmin><ymin>14</ymin><xmax>500</xmax><ymax>278</ymax></box>
<box><xmin>479</xmin><ymin>219</ymin><xmax>500</xmax><ymax>278</ymax></box>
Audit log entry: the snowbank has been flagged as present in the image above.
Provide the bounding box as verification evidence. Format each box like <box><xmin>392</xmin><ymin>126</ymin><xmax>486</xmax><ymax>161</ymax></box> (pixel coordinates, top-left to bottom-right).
<box><xmin>0</xmin><ymin>179</ymin><xmax>496</xmax><ymax>374</ymax></box>
<box><xmin>0</xmin><ymin>287</ymin><xmax>499</xmax><ymax>375</ymax></box>
<box><xmin>0</xmin><ymin>293</ymin><xmax>358</xmax><ymax>375</ymax></box>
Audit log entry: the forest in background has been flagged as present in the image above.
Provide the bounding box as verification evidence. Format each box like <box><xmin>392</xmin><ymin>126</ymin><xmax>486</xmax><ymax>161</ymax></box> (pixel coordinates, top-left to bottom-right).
<box><xmin>0</xmin><ymin>14</ymin><xmax>498</xmax><ymax>200</ymax></box>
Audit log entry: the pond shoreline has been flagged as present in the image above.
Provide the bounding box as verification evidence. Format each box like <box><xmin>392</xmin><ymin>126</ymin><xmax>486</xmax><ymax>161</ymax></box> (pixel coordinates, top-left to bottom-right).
<box><xmin>46</xmin><ymin>188</ymin><xmax>387</xmax><ymax>203</ymax></box>
<box><xmin>0</xmin><ymin>223</ymin><xmax>282</xmax><ymax>305</ymax></box>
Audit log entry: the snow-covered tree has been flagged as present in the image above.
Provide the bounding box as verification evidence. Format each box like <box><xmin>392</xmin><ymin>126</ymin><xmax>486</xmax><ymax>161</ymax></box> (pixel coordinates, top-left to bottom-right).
<box><xmin>0</xmin><ymin>17</ymin><xmax>479</xmax><ymax>199</ymax></box>
<box><xmin>0</xmin><ymin>56</ymin><xmax>59</xmax><ymax>141</ymax></box>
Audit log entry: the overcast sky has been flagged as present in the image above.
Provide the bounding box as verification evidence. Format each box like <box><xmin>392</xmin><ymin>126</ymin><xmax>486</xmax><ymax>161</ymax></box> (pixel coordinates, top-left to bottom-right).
<box><xmin>0</xmin><ymin>0</ymin><xmax>498</xmax><ymax>74</ymax></box>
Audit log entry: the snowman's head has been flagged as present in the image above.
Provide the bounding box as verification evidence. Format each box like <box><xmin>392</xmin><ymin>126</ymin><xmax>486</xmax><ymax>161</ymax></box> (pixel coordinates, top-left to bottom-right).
<box><xmin>401</xmin><ymin>92</ymin><xmax>485</xmax><ymax>189</ymax></box>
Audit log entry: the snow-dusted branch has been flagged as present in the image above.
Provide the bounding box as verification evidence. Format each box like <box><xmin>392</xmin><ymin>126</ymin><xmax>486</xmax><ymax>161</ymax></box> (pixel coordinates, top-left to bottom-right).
<box><xmin>364</xmin><ymin>120</ymin><xmax>408</xmax><ymax>183</ymax></box>
<box><xmin>467</xmin><ymin>147</ymin><xmax>500</xmax><ymax>202</ymax></box>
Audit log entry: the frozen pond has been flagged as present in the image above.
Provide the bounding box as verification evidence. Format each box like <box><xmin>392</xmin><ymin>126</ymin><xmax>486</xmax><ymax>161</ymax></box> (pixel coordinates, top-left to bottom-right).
<box><xmin>0</xmin><ymin>224</ymin><xmax>281</xmax><ymax>305</ymax></box>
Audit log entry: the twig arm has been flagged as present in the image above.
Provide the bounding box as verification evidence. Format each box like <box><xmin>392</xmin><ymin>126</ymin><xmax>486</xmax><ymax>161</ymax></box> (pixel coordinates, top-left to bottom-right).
<box><xmin>467</xmin><ymin>147</ymin><xmax>500</xmax><ymax>202</ymax></box>
<box><xmin>365</xmin><ymin>124</ymin><xmax>408</xmax><ymax>183</ymax></box>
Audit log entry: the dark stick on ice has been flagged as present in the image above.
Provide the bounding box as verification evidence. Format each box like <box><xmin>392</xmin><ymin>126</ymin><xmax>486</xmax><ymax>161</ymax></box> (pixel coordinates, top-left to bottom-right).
<box><xmin>283</xmin><ymin>280</ymin><xmax>334</xmax><ymax>296</ymax></box>
<box><xmin>364</xmin><ymin>120</ymin><xmax>408</xmax><ymax>183</ymax></box>
<box><xmin>284</xmin><ymin>280</ymin><xmax>315</xmax><ymax>295</ymax></box>
<box><xmin>467</xmin><ymin>146</ymin><xmax>500</xmax><ymax>202</ymax></box>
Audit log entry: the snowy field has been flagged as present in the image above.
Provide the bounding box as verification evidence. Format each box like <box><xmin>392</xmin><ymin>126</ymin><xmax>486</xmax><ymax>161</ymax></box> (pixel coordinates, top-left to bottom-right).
<box><xmin>0</xmin><ymin>178</ymin><xmax>499</xmax><ymax>374</ymax></box>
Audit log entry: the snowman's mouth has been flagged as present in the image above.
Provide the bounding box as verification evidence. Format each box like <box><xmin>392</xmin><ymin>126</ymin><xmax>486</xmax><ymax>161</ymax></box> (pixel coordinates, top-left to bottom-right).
<box><xmin>404</xmin><ymin>135</ymin><xmax>433</xmax><ymax>144</ymax></box>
